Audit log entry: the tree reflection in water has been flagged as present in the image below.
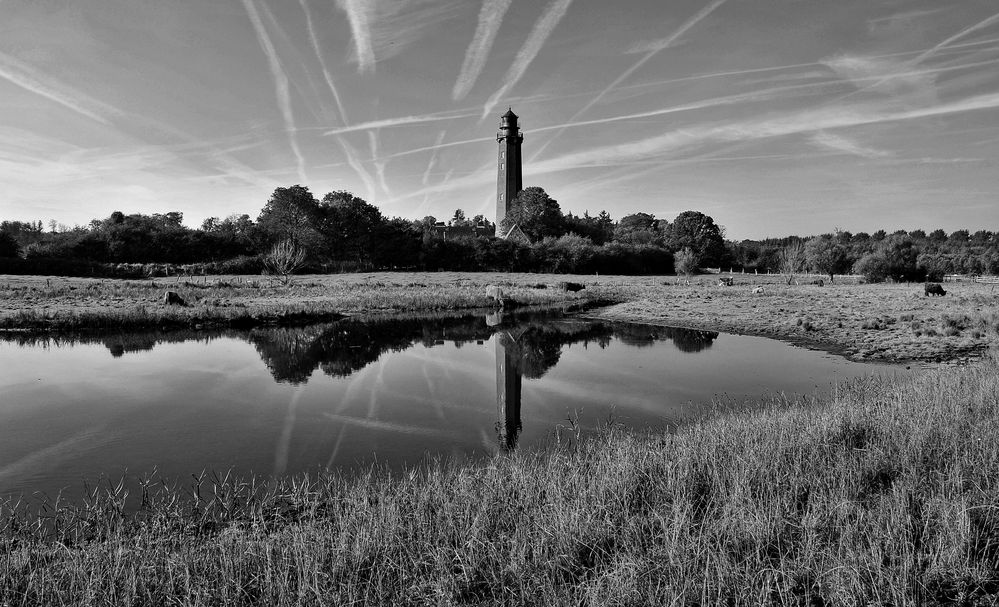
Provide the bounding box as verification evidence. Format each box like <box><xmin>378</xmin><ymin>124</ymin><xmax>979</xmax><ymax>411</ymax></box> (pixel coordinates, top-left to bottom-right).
<box><xmin>2</xmin><ymin>309</ymin><xmax>719</xmax><ymax>452</ymax></box>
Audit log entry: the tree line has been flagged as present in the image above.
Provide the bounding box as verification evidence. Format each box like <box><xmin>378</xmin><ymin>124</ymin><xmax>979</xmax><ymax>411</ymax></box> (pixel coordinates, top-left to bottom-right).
<box><xmin>0</xmin><ymin>184</ymin><xmax>994</xmax><ymax>280</ymax></box>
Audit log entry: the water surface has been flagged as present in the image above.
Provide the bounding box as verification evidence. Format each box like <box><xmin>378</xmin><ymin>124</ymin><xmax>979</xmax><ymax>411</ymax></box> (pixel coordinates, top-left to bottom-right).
<box><xmin>0</xmin><ymin>308</ymin><xmax>899</xmax><ymax>500</ymax></box>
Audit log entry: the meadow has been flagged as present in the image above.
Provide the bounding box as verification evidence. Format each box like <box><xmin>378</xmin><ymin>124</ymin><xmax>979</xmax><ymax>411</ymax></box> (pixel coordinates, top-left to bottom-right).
<box><xmin>2</xmin><ymin>271</ymin><xmax>997</xmax><ymax>363</ymax></box>
<box><xmin>2</xmin><ymin>271</ymin><xmax>998</xmax><ymax>605</ymax></box>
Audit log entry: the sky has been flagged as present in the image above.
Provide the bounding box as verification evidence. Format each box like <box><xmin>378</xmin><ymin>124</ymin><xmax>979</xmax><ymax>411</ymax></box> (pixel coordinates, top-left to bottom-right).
<box><xmin>1</xmin><ymin>0</ymin><xmax>998</xmax><ymax>239</ymax></box>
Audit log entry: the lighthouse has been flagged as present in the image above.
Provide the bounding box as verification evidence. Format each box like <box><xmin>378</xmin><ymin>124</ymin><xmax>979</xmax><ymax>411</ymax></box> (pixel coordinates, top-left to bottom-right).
<box><xmin>495</xmin><ymin>108</ymin><xmax>523</xmax><ymax>236</ymax></box>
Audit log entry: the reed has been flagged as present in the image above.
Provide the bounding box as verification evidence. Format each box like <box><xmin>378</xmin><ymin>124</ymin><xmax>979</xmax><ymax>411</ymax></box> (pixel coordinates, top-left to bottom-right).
<box><xmin>3</xmin><ymin>356</ymin><xmax>997</xmax><ymax>605</ymax></box>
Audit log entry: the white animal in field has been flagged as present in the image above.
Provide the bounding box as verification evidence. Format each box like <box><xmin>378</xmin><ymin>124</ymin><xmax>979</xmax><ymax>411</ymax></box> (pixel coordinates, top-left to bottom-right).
<box><xmin>752</xmin><ymin>286</ymin><xmax>765</xmax><ymax>294</ymax></box>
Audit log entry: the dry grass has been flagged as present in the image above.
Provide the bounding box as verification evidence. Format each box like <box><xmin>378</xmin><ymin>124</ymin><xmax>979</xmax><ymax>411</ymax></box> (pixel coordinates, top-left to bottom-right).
<box><xmin>3</xmin><ymin>356</ymin><xmax>998</xmax><ymax>605</ymax></box>
<box><xmin>0</xmin><ymin>273</ymin><xmax>616</xmax><ymax>332</ymax></box>
<box><xmin>4</xmin><ymin>272</ymin><xmax>997</xmax><ymax>363</ymax></box>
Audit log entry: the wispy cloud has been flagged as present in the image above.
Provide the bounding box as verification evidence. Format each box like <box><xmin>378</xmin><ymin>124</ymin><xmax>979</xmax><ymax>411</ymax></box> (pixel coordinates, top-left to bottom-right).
<box><xmin>338</xmin><ymin>0</ymin><xmax>464</xmax><ymax>74</ymax></box>
<box><xmin>300</xmin><ymin>0</ymin><xmax>350</xmax><ymax>125</ymax></box>
<box><xmin>324</xmin><ymin>110</ymin><xmax>477</xmax><ymax>136</ymax></box>
<box><xmin>0</xmin><ymin>51</ymin><xmax>120</xmax><ymax>124</ymax></box>
<box><xmin>241</xmin><ymin>0</ymin><xmax>307</xmax><ymax>181</ymax></box>
<box><xmin>530</xmin><ymin>90</ymin><xmax>999</xmax><ymax>175</ymax></box>
<box><xmin>452</xmin><ymin>0</ymin><xmax>513</xmax><ymax>100</ymax></box>
<box><xmin>528</xmin><ymin>0</ymin><xmax>727</xmax><ymax>160</ymax></box>
<box><xmin>367</xmin><ymin>130</ymin><xmax>391</xmax><ymax>196</ymax></box>
<box><xmin>481</xmin><ymin>0</ymin><xmax>575</xmax><ymax>120</ymax></box>
<box><xmin>421</xmin><ymin>130</ymin><xmax>448</xmax><ymax>186</ymax></box>
<box><xmin>337</xmin><ymin>137</ymin><xmax>378</xmax><ymax>199</ymax></box>
<box><xmin>830</xmin><ymin>11</ymin><xmax>999</xmax><ymax>103</ymax></box>
<box><xmin>337</xmin><ymin>0</ymin><xmax>376</xmax><ymax>73</ymax></box>
<box><xmin>809</xmin><ymin>131</ymin><xmax>892</xmax><ymax>159</ymax></box>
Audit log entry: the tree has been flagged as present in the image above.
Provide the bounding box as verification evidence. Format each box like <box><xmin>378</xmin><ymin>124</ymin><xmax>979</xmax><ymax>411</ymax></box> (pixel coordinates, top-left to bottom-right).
<box><xmin>777</xmin><ymin>241</ymin><xmax>805</xmax><ymax>284</ymax></box>
<box><xmin>674</xmin><ymin>247</ymin><xmax>699</xmax><ymax>278</ymax></box>
<box><xmin>0</xmin><ymin>232</ymin><xmax>19</xmax><ymax>258</ymax></box>
<box><xmin>663</xmin><ymin>211</ymin><xmax>726</xmax><ymax>267</ymax></box>
<box><xmin>256</xmin><ymin>185</ymin><xmax>322</xmax><ymax>248</ymax></box>
<box><xmin>264</xmin><ymin>239</ymin><xmax>307</xmax><ymax>282</ymax></box>
<box><xmin>320</xmin><ymin>190</ymin><xmax>385</xmax><ymax>263</ymax></box>
<box><xmin>614</xmin><ymin>212</ymin><xmax>658</xmax><ymax>245</ymax></box>
<box><xmin>503</xmin><ymin>186</ymin><xmax>564</xmax><ymax>240</ymax></box>
<box><xmin>805</xmin><ymin>234</ymin><xmax>848</xmax><ymax>281</ymax></box>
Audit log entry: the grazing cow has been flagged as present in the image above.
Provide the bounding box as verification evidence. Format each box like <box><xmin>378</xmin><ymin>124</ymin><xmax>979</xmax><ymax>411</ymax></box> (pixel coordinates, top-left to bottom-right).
<box><xmin>752</xmin><ymin>286</ymin><xmax>765</xmax><ymax>294</ymax></box>
<box><xmin>924</xmin><ymin>283</ymin><xmax>946</xmax><ymax>297</ymax></box>
<box><xmin>718</xmin><ymin>277</ymin><xmax>734</xmax><ymax>286</ymax></box>
<box><xmin>557</xmin><ymin>281</ymin><xmax>585</xmax><ymax>292</ymax></box>
<box><xmin>162</xmin><ymin>291</ymin><xmax>186</xmax><ymax>306</ymax></box>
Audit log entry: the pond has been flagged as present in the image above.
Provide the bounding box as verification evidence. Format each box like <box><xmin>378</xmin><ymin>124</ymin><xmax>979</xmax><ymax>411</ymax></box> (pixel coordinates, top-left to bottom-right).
<box><xmin>0</xmin><ymin>307</ymin><xmax>901</xmax><ymax>501</ymax></box>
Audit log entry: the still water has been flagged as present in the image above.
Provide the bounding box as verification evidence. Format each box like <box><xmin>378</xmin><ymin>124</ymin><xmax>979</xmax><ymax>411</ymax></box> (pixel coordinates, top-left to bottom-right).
<box><xmin>0</xmin><ymin>308</ymin><xmax>899</xmax><ymax>500</ymax></box>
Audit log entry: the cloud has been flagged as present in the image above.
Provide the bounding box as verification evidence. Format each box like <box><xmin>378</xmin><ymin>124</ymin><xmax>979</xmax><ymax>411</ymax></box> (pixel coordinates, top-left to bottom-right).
<box><xmin>827</xmin><ymin>11</ymin><xmax>999</xmax><ymax>104</ymax></box>
<box><xmin>299</xmin><ymin>0</ymin><xmax>350</xmax><ymax>125</ymax></box>
<box><xmin>421</xmin><ymin>130</ymin><xmax>448</xmax><ymax>186</ymax></box>
<box><xmin>453</xmin><ymin>0</ymin><xmax>514</xmax><ymax>100</ymax></box>
<box><xmin>481</xmin><ymin>0</ymin><xmax>575</xmax><ymax>120</ymax></box>
<box><xmin>339</xmin><ymin>0</ymin><xmax>465</xmax><ymax>74</ymax></box>
<box><xmin>867</xmin><ymin>8</ymin><xmax>947</xmax><ymax>33</ymax></box>
<box><xmin>323</xmin><ymin>110</ymin><xmax>478</xmax><ymax>136</ymax></box>
<box><xmin>822</xmin><ymin>54</ymin><xmax>939</xmax><ymax>104</ymax></box>
<box><xmin>528</xmin><ymin>0</ymin><xmax>727</xmax><ymax>161</ymax></box>
<box><xmin>336</xmin><ymin>137</ymin><xmax>378</xmax><ymax>199</ymax></box>
<box><xmin>241</xmin><ymin>0</ymin><xmax>307</xmax><ymax>182</ymax></box>
<box><xmin>337</xmin><ymin>0</ymin><xmax>376</xmax><ymax>73</ymax></box>
<box><xmin>809</xmin><ymin>131</ymin><xmax>892</xmax><ymax>159</ymax></box>
<box><xmin>0</xmin><ymin>51</ymin><xmax>120</xmax><ymax>124</ymax></box>
<box><xmin>529</xmin><ymin>90</ymin><xmax>999</xmax><ymax>175</ymax></box>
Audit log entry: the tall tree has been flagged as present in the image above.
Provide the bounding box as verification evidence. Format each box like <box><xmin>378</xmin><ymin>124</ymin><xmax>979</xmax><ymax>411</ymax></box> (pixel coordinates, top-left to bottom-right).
<box><xmin>256</xmin><ymin>185</ymin><xmax>322</xmax><ymax>248</ymax></box>
<box><xmin>663</xmin><ymin>210</ymin><xmax>726</xmax><ymax>266</ymax></box>
<box><xmin>805</xmin><ymin>234</ymin><xmax>849</xmax><ymax>280</ymax></box>
<box><xmin>503</xmin><ymin>187</ymin><xmax>564</xmax><ymax>240</ymax></box>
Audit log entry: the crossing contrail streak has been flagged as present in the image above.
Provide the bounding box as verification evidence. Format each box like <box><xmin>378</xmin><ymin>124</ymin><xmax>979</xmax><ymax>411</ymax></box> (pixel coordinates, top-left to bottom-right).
<box><xmin>338</xmin><ymin>0</ymin><xmax>376</xmax><ymax>73</ymax></box>
<box><xmin>241</xmin><ymin>0</ymin><xmax>307</xmax><ymax>182</ymax></box>
<box><xmin>453</xmin><ymin>0</ymin><xmax>514</xmax><ymax>100</ymax></box>
<box><xmin>529</xmin><ymin>0</ymin><xmax>728</xmax><ymax>161</ymax></box>
<box><xmin>481</xmin><ymin>0</ymin><xmax>575</xmax><ymax>120</ymax></box>
<box><xmin>300</xmin><ymin>0</ymin><xmax>350</xmax><ymax>125</ymax></box>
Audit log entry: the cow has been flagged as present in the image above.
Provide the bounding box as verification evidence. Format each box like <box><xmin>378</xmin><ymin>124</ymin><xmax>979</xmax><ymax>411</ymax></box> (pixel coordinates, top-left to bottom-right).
<box><xmin>162</xmin><ymin>291</ymin><xmax>187</xmax><ymax>306</ymax></box>
<box><xmin>752</xmin><ymin>286</ymin><xmax>765</xmax><ymax>294</ymax></box>
<box><xmin>924</xmin><ymin>283</ymin><xmax>946</xmax><ymax>297</ymax></box>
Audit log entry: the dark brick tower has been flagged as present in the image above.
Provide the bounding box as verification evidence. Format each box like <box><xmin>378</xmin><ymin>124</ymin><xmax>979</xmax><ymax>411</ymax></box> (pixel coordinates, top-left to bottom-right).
<box><xmin>496</xmin><ymin>108</ymin><xmax>523</xmax><ymax>235</ymax></box>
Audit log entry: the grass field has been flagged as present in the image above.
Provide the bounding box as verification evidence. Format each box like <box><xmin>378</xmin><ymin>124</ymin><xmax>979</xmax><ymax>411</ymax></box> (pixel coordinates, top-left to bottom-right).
<box><xmin>2</xmin><ymin>271</ymin><xmax>996</xmax><ymax>363</ymax></box>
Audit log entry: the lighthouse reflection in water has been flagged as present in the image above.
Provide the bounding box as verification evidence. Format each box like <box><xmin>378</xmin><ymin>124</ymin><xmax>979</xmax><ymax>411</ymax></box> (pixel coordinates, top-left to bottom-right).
<box><xmin>1</xmin><ymin>307</ymin><xmax>890</xmax><ymax>501</ymax></box>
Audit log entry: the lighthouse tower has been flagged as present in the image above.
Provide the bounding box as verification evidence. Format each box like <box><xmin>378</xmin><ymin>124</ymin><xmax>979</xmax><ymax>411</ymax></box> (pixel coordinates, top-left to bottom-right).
<box><xmin>495</xmin><ymin>108</ymin><xmax>523</xmax><ymax>236</ymax></box>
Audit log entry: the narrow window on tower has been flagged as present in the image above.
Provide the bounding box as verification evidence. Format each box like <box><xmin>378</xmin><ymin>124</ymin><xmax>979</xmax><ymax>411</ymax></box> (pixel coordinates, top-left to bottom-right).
<box><xmin>500</xmin><ymin>163</ymin><xmax>504</xmax><ymax>169</ymax></box>
<box><xmin>501</xmin><ymin>151</ymin><xmax>505</xmax><ymax>158</ymax></box>
<box><xmin>499</xmin><ymin>194</ymin><xmax>504</xmax><ymax>201</ymax></box>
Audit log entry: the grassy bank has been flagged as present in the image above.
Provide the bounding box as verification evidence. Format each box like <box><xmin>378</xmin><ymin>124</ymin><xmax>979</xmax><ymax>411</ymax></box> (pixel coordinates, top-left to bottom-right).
<box><xmin>0</xmin><ymin>273</ymin><xmax>612</xmax><ymax>332</ymax></box>
<box><xmin>4</xmin><ymin>356</ymin><xmax>998</xmax><ymax>605</ymax></box>
<box><xmin>3</xmin><ymin>272</ymin><xmax>997</xmax><ymax>362</ymax></box>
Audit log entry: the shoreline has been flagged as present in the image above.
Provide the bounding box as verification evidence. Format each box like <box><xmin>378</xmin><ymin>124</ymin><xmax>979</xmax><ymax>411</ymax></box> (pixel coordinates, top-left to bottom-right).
<box><xmin>3</xmin><ymin>272</ymin><xmax>995</xmax><ymax>363</ymax></box>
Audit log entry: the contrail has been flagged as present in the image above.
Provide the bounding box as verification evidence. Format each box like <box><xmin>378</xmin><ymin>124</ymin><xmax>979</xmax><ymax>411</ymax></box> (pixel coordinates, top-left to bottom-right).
<box><xmin>0</xmin><ymin>52</ymin><xmax>116</xmax><ymax>124</ymax></box>
<box><xmin>529</xmin><ymin>0</ymin><xmax>728</xmax><ymax>161</ymax></box>
<box><xmin>368</xmin><ymin>130</ymin><xmax>391</xmax><ymax>196</ymax></box>
<box><xmin>833</xmin><ymin>10</ymin><xmax>999</xmax><ymax>103</ymax></box>
<box><xmin>481</xmin><ymin>0</ymin><xmax>575</xmax><ymax>120</ymax></box>
<box><xmin>421</xmin><ymin>130</ymin><xmax>448</xmax><ymax>186</ymax></box>
<box><xmin>336</xmin><ymin>137</ymin><xmax>378</xmax><ymax>199</ymax></box>
<box><xmin>453</xmin><ymin>0</ymin><xmax>514</xmax><ymax>100</ymax></box>
<box><xmin>241</xmin><ymin>0</ymin><xmax>307</xmax><ymax>182</ymax></box>
<box><xmin>912</xmin><ymin>10</ymin><xmax>999</xmax><ymax>65</ymax></box>
<box><xmin>337</xmin><ymin>0</ymin><xmax>376</xmax><ymax>73</ymax></box>
<box><xmin>300</xmin><ymin>0</ymin><xmax>350</xmax><ymax>125</ymax></box>
<box><xmin>324</xmin><ymin>110</ymin><xmax>478</xmax><ymax>136</ymax></box>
